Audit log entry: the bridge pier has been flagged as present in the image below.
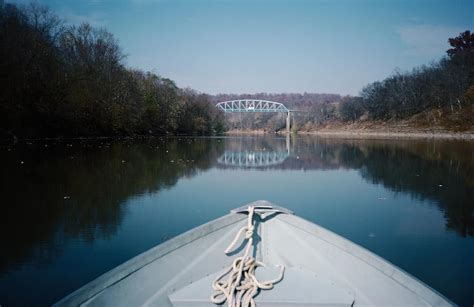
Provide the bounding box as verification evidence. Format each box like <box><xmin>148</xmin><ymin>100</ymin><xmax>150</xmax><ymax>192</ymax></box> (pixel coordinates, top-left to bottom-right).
<box><xmin>286</xmin><ymin>112</ymin><xmax>291</xmax><ymax>134</ymax></box>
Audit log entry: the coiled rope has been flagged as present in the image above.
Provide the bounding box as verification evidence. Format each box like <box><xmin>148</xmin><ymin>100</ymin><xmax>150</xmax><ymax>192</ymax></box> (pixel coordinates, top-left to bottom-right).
<box><xmin>211</xmin><ymin>206</ymin><xmax>285</xmax><ymax>307</ymax></box>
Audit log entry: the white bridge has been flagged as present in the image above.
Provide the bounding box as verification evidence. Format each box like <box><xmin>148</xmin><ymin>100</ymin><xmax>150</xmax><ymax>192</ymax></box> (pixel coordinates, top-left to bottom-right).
<box><xmin>216</xmin><ymin>99</ymin><xmax>292</xmax><ymax>133</ymax></box>
<box><xmin>216</xmin><ymin>100</ymin><xmax>289</xmax><ymax>113</ymax></box>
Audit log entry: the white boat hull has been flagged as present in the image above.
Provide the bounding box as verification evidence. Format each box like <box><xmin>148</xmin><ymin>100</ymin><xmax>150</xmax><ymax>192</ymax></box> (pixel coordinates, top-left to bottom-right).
<box><xmin>55</xmin><ymin>200</ymin><xmax>455</xmax><ymax>306</ymax></box>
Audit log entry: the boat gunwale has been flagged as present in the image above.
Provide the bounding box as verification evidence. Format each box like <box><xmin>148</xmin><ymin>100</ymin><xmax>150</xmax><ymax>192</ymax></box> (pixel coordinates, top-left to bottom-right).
<box><xmin>54</xmin><ymin>201</ymin><xmax>457</xmax><ymax>307</ymax></box>
<box><xmin>278</xmin><ymin>213</ymin><xmax>457</xmax><ymax>307</ymax></box>
<box><xmin>53</xmin><ymin>212</ymin><xmax>247</xmax><ymax>306</ymax></box>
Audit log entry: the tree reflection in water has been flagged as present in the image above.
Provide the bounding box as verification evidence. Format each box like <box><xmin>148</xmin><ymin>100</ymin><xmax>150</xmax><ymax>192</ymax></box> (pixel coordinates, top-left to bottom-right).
<box><xmin>0</xmin><ymin>136</ymin><xmax>472</xmax><ymax>306</ymax></box>
<box><xmin>0</xmin><ymin>138</ymin><xmax>223</xmax><ymax>275</ymax></box>
<box><xmin>219</xmin><ymin>136</ymin><xmax>473</xmax><ymax>237</ymax></box>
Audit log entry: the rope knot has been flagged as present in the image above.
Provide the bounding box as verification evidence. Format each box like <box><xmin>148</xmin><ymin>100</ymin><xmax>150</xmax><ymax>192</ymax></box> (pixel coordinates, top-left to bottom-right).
<box><xmin>211</xmin><ymin>206</ymin><xmax>285</xmax><ymax>307</ymax></box>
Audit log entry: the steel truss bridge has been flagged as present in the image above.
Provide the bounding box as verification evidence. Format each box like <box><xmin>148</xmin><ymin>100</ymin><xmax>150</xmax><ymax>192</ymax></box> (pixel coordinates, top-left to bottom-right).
<box><xmin>216</xmin><ymin>100</ymin><xmax>289</xmax><ymax>113</ymax></box>
<box><xmin>215</xmin><ymin>99</ymin><xmax>292</xmax><ymax>133</ymax></box>
<box><xmin>217</xmin><ymin>151</ymin><xmax>289</xmax><ymax>168</ymax></box>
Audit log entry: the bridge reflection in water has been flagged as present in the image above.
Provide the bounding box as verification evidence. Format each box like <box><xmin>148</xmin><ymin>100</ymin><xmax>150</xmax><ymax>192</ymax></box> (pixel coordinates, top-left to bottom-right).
<box><xmin>218</xmin><ymin>135</ymin><xmax>291</xmax><ymax>168</ymax></box>
<box><xmin>217</xmin><ymin>150</ymin><xmax>289</xmax><ymax>167</ymax></box>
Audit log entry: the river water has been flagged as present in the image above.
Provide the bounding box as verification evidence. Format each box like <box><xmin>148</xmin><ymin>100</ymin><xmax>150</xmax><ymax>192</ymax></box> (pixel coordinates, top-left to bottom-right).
<box><xmin>0</xmin><ymin>135</ymin><xmax>473</xmax><ymax>306</ymax></box>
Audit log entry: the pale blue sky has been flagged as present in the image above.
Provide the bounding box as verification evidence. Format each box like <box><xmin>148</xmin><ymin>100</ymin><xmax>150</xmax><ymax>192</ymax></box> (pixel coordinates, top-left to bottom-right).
<box><xmin>10</xmin><ymin>0</ymin><xmax>474</xmax><ymax>94</ymax></box>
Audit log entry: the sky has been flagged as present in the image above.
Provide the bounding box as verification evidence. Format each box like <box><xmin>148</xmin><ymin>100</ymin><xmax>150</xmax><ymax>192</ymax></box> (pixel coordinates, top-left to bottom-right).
<box><xmin>9</xmin><ymin>0</ymin><xmax>474</xmax><ymax>95</ymax></box>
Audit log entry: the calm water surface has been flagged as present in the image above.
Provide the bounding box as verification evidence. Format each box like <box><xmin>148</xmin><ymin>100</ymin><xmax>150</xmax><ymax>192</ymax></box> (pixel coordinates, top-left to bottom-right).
<box><xmin>0</xmin><ymin>136</ymin><xmax>473</xmax><ymax>306</ymax></box>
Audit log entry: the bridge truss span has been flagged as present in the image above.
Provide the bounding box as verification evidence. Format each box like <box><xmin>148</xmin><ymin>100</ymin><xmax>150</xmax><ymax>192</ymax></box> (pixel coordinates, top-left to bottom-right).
<box><xmin>216</xmin><ymin>99</ymin><xmax>289</xmax><ymax>113</ymax></box>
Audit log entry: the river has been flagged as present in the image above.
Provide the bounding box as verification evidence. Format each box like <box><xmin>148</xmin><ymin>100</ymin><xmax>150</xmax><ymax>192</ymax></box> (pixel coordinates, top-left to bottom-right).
<box><xmin>0</xmin><ymin>135</ymin><xmax>473</xmax><ymax>306</ymax></box>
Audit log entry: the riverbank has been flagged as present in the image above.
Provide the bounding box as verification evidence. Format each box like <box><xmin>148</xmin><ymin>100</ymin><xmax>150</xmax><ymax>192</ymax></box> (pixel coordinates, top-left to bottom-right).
<box><xmin>227</xmin><ymin>109</ymin><xmax>474</xmax><ymax>140</ymax></box>
<box><xmin>299</xmin><ymin>116</ymin><xmax>474</xmax><ymax>139</ymax></box>
<box><xmin>226</xmin><ymin>106</ymin><xmax>474</xmax><ymax>140</ymax></box>
<box><xmin>226</xmin><ymin>128</ymin><xmax>474</xmax><ymax>140</ymax></box>
<box><xmin>298</xmin><ymin>130</ymin><xmax>474</xmax><ymax>140</ymax></box>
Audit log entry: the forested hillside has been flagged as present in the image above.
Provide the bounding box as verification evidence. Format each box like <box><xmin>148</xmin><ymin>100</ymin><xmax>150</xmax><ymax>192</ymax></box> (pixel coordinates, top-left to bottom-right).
<box><xmin>336</xmin><ymin>30</ymin><xmax>474</xmax><ymax>132</ymax></box>
<box><xmin>0</xmin><ymin>2</ymin><xmax>225</xmax><ymax>138</ymax></box>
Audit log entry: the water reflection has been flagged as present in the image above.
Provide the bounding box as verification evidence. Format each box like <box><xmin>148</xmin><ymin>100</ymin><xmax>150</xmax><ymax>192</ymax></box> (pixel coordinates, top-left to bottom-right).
<box><xmin>218</xmin><ymin>151</ymin><xmax>289</xmax><ymax>168</ymax></box>
<box><xmin>0</xmin><ymin>138</ymin><xmax>223</xmax><ymax>276</ymax></box>
<box><xmin>218</xmin><ymin>135</ymin><xmax>291</xmax><ymax>168</ymax></box>
<box><xmin>218</xmin><ymin>136</ymin><xmax>473</xmax><ymax>237</ymax></box>
<box><xmin>294</xmin><ymin>137</ymin><xmax>474</xmax><ymax>237</ymax></box>
<box><xmin>0</xmin><ymin>136</ymin><xmax>473</xmax><ymax>306</ymax></box>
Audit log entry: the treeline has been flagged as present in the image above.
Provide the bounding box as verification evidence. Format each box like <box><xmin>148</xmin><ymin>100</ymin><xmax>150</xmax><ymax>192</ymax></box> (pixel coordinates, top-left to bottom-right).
<box><xmin>0</xmin><ymin>2</ymin><xmax>225</xmax><ymax>138</ymax></box>
<box><xmin>340</xmin><ymin>30</ymin><xmax>474</xmax><ymax>123</ymax></box>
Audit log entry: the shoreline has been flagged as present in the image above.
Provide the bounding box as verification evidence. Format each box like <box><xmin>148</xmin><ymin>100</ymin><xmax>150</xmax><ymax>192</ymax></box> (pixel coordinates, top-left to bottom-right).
<box><xmin>298</xmin><ymin>130</ymin><xmax>474</xmax><ymax>140</ymax></box>
<box><xmin>226</xmin><ymin>129</ymin><xmax>474</xmax><ymax>140</ymax></box>
<box><xmin>2</xmin><ymin>130</ymin><xmax>473</xmax><ymax>142</ymax></box>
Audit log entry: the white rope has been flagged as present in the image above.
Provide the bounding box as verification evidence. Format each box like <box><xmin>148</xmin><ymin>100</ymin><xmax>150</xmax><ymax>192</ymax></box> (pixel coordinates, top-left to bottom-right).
<box><xmin>211</xmin><ymin>206</ymin><xmax>285</xmax><ymax>307</ymax></box>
